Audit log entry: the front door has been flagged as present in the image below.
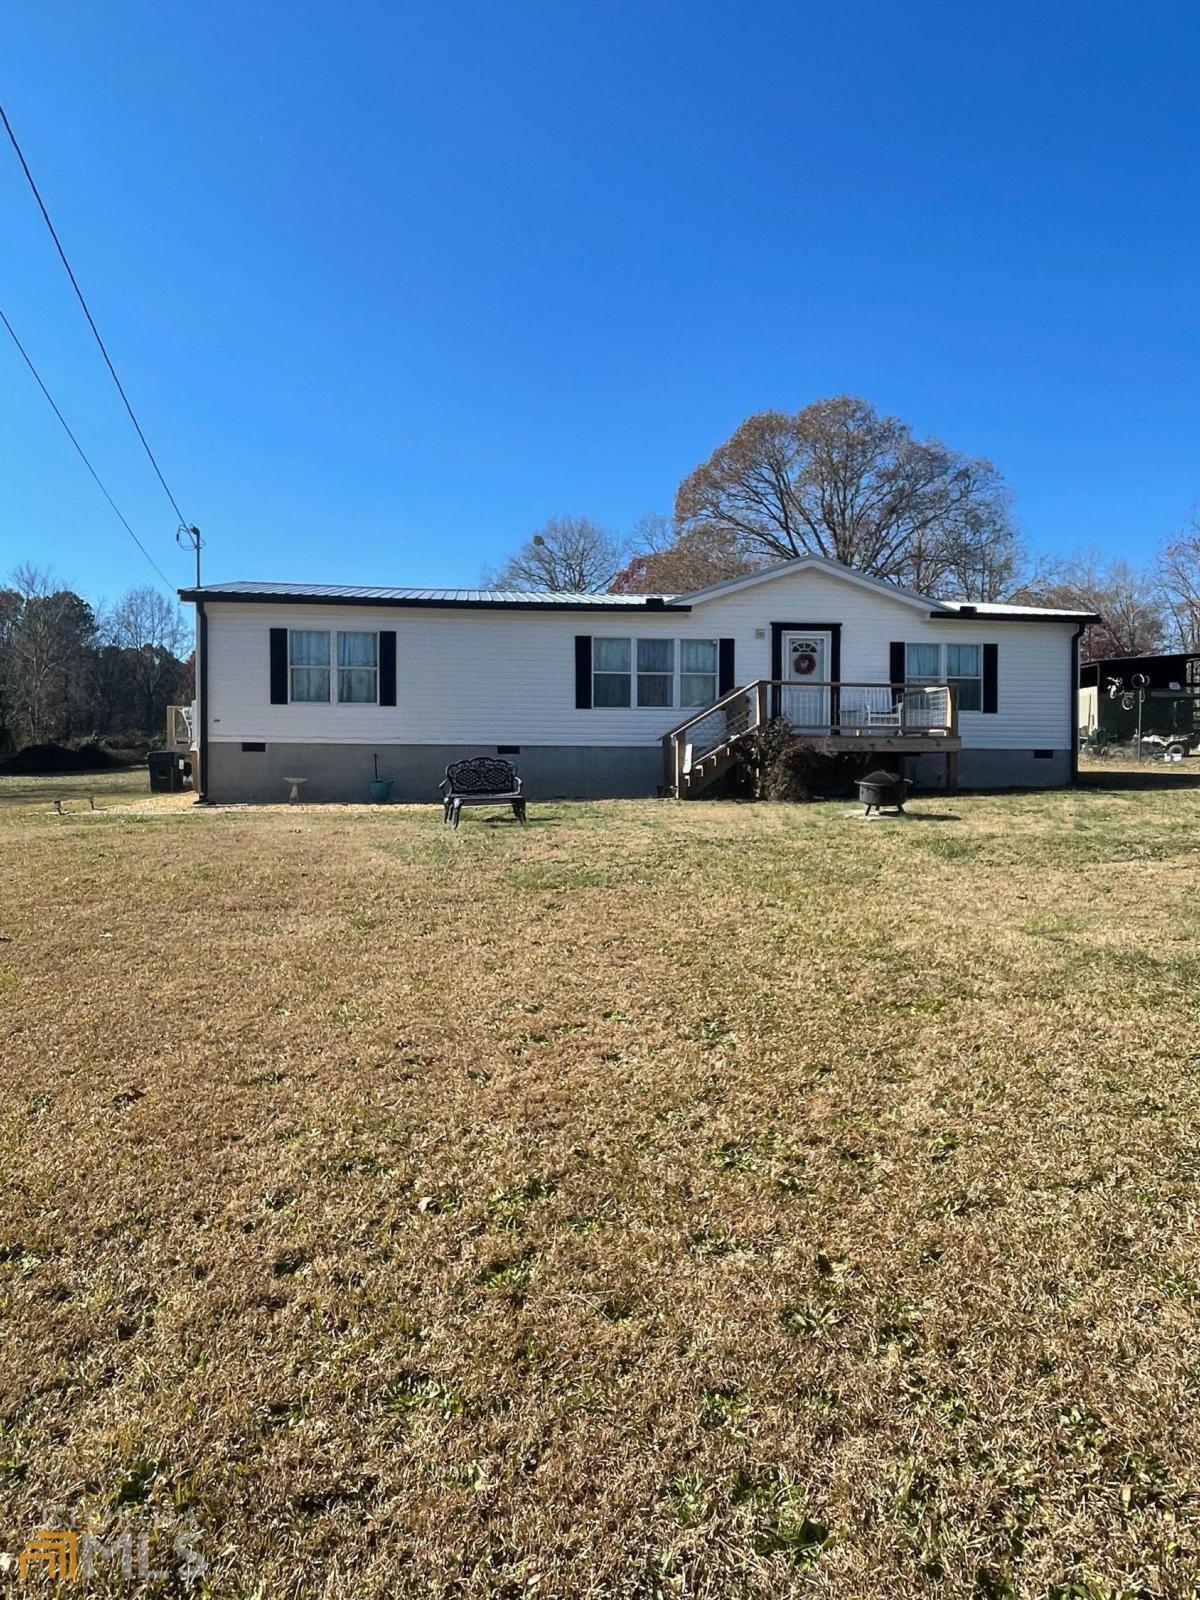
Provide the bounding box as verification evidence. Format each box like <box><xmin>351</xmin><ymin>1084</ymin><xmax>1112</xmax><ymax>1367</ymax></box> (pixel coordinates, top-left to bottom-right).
<box><xmin>780</xmin><ymin>630</ymin><xmax>832</xmax><ymax>729</ymax></box>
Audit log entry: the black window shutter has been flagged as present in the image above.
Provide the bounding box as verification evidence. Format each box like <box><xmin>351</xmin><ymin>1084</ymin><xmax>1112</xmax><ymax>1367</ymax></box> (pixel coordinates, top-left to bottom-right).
<box><xmin>575</xmin><ymin>636</ymin><xmax>592</xmax><ymax>708</ymax></box>
<box><xmin>269</xmin><ymin>627</ymin><xmax>288</xmax><ymax>703</ymax></box>
<box><xmin>379</xmin><ymin>630</ymin><xmax>397</xmax><ymax>706</ymax></box>
<box><xmin>889</xmin><ymin>641</ymin><xmax>906</xmax><ymax>684</ymax></box>
<box><xmin>718</xmin><ymin>638</ymin><xmax>736</xmax><ymax>696</ymax></box>
<box><xmin>982</xmin><ymin>642</ymin><xmax>999</xmax><ymax>713</ymax></box>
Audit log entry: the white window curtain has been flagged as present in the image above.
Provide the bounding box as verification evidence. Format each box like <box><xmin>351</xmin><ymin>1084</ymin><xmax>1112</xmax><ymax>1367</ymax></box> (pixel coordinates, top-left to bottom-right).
<box><xmin>637</xmin><ymin>639</ymin><xmax>674</xmax><ymax>706</ymax></box>
<box><xmin>338</xmin><ymin>631</ymin><xmax>378</xmax><ymax>703</ymax></box>
<box><xmin>946</xmin><ymin>644</ymin><xmax>982</xmax><ymax>711</ymax></box>
<box><xmin>904</xmin><ymin>643</ymin><xmax>941</xmax><ymax>684</ymax></box>
<box><xmin>906</xmin><ymin>642</ymin><xmax>983</xmax><ymax>711</ymax></box>
<box><xmin>680</xmin><ymin>639</ymin><xmax>718</xmax><ymax>707</ymax></box>
<box><xmin>593</xmin><ymin>638</ymin><xmax>632</xmax><ymax>707</ymax></box>
<box><xmin>290</xmin><ymin>630</ymin><xmax>331</xmax><ymax>702</ymax></box>
<box><xmin>590</xmin><ymin>637</ymin><xmax>719</xmax><ymax>710</ymax></box>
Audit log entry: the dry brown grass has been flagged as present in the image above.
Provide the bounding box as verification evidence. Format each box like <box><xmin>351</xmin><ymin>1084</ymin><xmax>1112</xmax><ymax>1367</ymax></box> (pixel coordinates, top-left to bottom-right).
<box><xmin>2</xmin><ymin>777</ymin><xmax>1200</xmax><ymax>1598</ymax></box>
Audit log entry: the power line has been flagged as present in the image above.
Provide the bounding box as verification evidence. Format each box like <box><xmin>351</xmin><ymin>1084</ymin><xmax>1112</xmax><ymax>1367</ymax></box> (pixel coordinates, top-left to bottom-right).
<box><xmin>0</xmin><ymin>304</ymin><xmax>176</xmax><ymax>592</ymax></box>
<box><xmin>0</xmin><ymin>101</ymin><xmax>193</xmax><ymax>532</ymax></box>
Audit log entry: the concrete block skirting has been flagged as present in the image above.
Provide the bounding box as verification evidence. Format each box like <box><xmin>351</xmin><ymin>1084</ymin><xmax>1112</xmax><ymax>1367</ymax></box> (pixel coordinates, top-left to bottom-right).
<box><xmin>204</xmin><ymin>742</ymin><xmax>665</xmax><ymax>804</ymax></box>
<box><xmin>906</xmin><ymin>747</ymin><xmax>1071</xmax><ymax>789</ymax></box>
<box><xmin>204</xmin><ymin>741</ymin><xmax>1073</xmax><ymax>804</ymax></box>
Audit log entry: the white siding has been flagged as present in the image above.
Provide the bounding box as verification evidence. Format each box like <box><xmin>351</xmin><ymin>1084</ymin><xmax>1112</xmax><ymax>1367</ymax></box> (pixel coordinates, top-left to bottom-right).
<box><xmin>203</xmin><ymin>568</ymin><xmax>1075</xmax><ymax>752</ymax></box>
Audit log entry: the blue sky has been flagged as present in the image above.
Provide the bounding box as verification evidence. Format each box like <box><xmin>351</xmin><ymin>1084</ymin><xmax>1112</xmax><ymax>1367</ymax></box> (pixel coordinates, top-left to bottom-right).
<box><xmin>1</xmin><ymin>1</ymin><xmax>1197</xmax><ymax>604</ymax></box>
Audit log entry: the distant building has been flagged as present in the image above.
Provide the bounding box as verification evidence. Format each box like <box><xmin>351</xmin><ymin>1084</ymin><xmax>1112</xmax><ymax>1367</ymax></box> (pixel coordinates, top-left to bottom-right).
<box><xmin>1079</xmin><ymin>651</ymin><xmax>1200</xmax><ymax>749</ymax></box>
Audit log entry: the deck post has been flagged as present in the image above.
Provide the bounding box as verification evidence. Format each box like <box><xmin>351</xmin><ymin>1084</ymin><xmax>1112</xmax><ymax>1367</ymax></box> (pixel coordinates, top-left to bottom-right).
<box><xmin>755</xmin><ymin>678</ymin><xmax>769</xmax><ymax>730</ymax></box>
<box><xmin>662</xmin><ymin>735</ymin><xmax>676</xmax><ymax>796</ymax></box>
<box><xmin>945</xmin><ymin>685</ymin><xmax>960</xmax><ymax>791</ymax></box>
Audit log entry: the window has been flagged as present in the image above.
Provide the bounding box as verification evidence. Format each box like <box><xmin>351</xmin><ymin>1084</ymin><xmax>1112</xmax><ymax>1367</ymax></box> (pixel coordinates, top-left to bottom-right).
<box><xmin>637</xmin><ymin>639</ymin><xmax>674</xmax><ymax>706</ymax></box>
<box><xmin>591</xmin><ymin>637</ymin><xmax>720</xmax><ymax>709</ymax></box>
<box><xmin>904</xmin><ymin>643</ymin><xmax>941</xmax><ymax>684</ymax></box>
<box><xmin>338</xmin><ymin>631</ymin><xmax>378</xmax><ymax>703</ymax></box>
<box><xmin>593</xmin><ymin>638</ymin><xmax>631</xmax><ymax>706</ymax></box>
<box><xmin>945</xmin><ymin>643</ymin><xmax>982</xmax><ymax>711</ymax></box>
<box><xmin>905</xmin><ymin>642</ymin><xmax>983</xmax><ymax>712</ymax></box>
<box><xmin>681</xmin><ymin>639</ymin><xmax>718</xmax><ymax>707</ymax></box>
<box><xmin>595</xmin><ymin>640</ymin><xmax>723</xmax><ymax>710</ymax></box>
<box><xmin>290</xmin><ymin>630</ymin><xmax>330</xmax><ymax>702</ymax></box>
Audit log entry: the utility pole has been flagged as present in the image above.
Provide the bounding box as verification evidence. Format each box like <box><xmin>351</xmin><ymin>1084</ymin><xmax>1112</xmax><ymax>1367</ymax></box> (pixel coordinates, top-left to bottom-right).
<box><xmin>176</xmin><ymin>523</ymin><xmax>202</xmax><ymax>587</ymax></box>
<box><xmin>174</xmin><ymin>524</ymin><xmax>204</xmax><ymax>793</ymax></box>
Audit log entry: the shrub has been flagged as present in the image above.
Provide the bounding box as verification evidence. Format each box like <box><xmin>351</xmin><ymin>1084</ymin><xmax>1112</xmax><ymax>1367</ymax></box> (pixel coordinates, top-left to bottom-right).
<box><xmin>0</xmin><ymin>740</ymin><xmax>134</xmax><ymax>776</ymax></box>
<box><xmin>764</xmin><ymin>742</ymin><xmax>865</xmax><ymax>801</ymax></box>
<box><xmin>730</xmin><ymin>716</ymin><xmax>792</xmax><ymax>798</ymax></box>
<box><xmin>734</xmin><ymin>720</ymin><xmax>867</xmax><ymax>801</ymax></box>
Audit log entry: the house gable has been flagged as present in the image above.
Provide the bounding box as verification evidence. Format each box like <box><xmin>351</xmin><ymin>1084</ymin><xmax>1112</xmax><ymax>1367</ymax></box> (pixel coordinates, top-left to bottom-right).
<box><xmin>679</xmin><ymin>555</ymin><xmax>945</xmax><ymax>616</ymax></box>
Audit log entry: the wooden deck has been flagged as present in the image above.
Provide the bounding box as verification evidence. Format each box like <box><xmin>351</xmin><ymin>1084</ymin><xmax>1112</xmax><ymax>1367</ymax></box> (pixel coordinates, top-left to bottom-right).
<box><xmin>795</xmin><ymin>731</ymin><xmax>961</xmax><ymax>789</ymax></box>
<box><xmin>664</xmin><ymin>679</ymin><xmax>963</xmax><ymax>796</ymax></box>
<box><xmin>795</xmin><ymin>732</ymin><xmax>961</xmax><ymax>754</ymax></box>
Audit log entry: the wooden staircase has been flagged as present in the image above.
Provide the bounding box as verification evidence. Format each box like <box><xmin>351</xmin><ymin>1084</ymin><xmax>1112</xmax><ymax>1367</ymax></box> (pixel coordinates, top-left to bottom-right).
<box><xmin>663</xmin><ymin>682</ymin><xmax>768</xmax><ymax>798</ymax></box>
<box><xmin>679</xmin><ymin>739</ymin><xmax>743</xmax><ymax>796</ymax></box>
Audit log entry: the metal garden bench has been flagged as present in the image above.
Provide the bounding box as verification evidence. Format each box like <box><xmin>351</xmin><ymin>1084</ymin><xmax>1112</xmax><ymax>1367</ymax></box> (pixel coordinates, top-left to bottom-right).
<box><xmin>439</xmin><ymin>756</ymin><xmax>526</xmax><ymax>828</ymax></box>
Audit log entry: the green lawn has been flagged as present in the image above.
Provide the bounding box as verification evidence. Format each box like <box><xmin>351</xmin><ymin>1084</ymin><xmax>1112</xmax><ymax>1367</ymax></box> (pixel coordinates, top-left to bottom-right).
<box><xmin>0</xmin><ymin>766</ymin><xmax>147</xmax><ymax>810</ymax></box>
<box><xmin>1</xmin><ymin>778</ymin><xmax>1199</xmax><ymax>1597</ymax></box>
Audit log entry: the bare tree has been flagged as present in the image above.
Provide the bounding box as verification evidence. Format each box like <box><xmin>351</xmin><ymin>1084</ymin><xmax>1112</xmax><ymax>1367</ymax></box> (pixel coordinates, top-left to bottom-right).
<box><xmin>627</xmin><ymin>511</ymin><xmax>674</xmax><ymax>557</ymax></box>
<box><xmin>611</xmin><ymin>512</ymin><xmax>764</xmax><ymax>593</ymax></box>
<box><xmin>674</xmin><ymin>397</ymin><xmax>1020</xmax><ymax>599</ymax></box>
<box><xmin>1012</xmin><ymin>553</ymin><xmax>1164</xmax><ymax>661</ymax></box>
<box><xmin>482</xmin><ymin>515</ymin><xmax>627</xmax><ymax>593</ymax></box>
<box><xmin>933</xmin><ymin>507</ymin><xmax>1029</xmax><ymax>603</ymax></box>
<box><xmin>107</xmin><ymin>586</ymin><xmax>190</xmax><ymax>732</ymax></box>
<box><xmin>1156</xmin><ymin>514</ymin><xmax>1200</xmax><ymax>652</ymax></box>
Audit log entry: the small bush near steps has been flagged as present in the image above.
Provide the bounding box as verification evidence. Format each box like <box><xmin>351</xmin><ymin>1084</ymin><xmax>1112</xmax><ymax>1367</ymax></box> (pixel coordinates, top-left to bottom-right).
<box><xmin>733</xmin><ymin>718</ymin><xmax>874</xmax><ymax>801</ymax></box>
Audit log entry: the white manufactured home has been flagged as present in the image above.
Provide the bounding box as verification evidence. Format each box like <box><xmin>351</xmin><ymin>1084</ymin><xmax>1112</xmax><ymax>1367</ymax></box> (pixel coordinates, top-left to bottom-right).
<box><xmin>180</xmin><ymin>556</ymin><xmax>1095</xmax><ymax>804</ymax></box>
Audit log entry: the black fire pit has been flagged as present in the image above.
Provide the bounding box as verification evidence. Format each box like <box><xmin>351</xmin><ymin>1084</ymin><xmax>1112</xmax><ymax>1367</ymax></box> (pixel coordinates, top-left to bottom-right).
<box><xmin>857</xmin><ymin>768</ymin><xmax>911</xmax><ymax>816</ymax></box>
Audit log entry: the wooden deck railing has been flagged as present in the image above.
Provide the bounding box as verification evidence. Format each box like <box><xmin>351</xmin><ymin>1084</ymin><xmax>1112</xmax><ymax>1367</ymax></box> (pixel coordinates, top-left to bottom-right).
<box><xmin>661</xmin><ymin>680</ymin><xmax>959</xmax><ymax>795</ymax></box>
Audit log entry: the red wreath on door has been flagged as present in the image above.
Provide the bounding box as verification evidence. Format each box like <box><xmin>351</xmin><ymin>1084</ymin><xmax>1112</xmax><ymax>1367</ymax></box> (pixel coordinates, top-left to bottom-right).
<box><xmin>792</xmin><ymin>649</ymin><xmax>817</xmax><ymax>676</ymax></box>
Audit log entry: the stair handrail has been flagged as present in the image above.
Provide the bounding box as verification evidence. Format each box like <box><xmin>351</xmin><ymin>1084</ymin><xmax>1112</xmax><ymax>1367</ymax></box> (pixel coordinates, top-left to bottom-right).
<box><xmin>662</xmin><ymin>679</ymin><xmax>765</xmax><ymax>743</ymax></box>
<box><xmin>662</xmin><ymin>680</ymin><xmax>767</xmax><ymax>795</ymax></box>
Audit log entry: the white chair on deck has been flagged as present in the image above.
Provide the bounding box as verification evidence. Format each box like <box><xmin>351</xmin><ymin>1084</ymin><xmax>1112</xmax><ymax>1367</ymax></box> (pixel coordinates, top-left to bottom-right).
<box><xmin>864</xmin><ymin>687</ymin><xmax>903</xmax><ymax>730</ymax></box>
<box><xmin>837</xmin><ymin>691</ymin><xmax>872</xmax><ymax>731</ymax></box>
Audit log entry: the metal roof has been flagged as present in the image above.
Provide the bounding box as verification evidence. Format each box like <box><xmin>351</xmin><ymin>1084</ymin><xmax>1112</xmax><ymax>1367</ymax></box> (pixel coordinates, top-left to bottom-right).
<box><xmin>931</xmin><ymin>600</ymin><xmax>1101</xmax><ymax>622</ymax></box>
<box><xmin>178</xmin><ymin>581</ymin><xmax>686</xmax><ymax>611</ymax></box>
<box><xmin>178</xmin><ymin>575</ymin><xmax>1097</xmax><ymax>623</ymax></box>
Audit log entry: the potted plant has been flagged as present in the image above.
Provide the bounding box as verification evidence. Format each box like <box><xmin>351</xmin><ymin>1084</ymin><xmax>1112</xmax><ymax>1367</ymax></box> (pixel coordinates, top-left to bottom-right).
<box><xmin>369</xmin><ymin>752</ymin><xmax>392</xmax><ymax>804</ymax></box>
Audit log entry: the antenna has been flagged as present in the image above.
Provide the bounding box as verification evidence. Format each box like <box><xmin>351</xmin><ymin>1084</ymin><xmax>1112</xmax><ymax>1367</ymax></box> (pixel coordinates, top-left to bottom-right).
<box><xmin>1129</xmin><ymin>673</ymin><xmax>1150</xmax><ymax>763</ymax></box>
